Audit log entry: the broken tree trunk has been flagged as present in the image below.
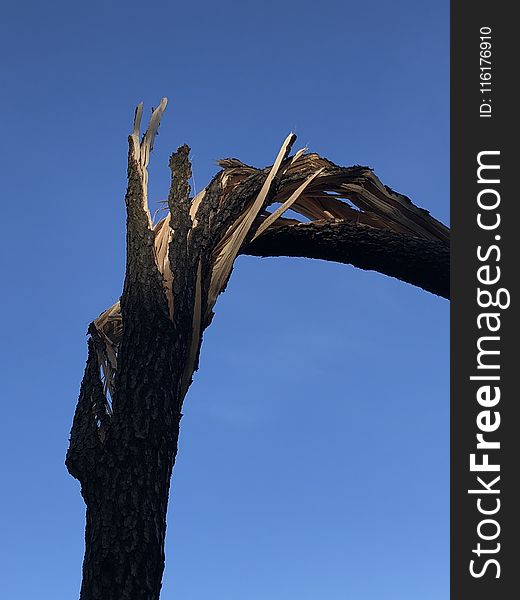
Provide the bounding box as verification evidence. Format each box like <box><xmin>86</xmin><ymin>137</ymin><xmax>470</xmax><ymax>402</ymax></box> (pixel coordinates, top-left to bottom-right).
<box><xmin>66</xmin><ymin>99</ymin><xmax>449</xmax><ymax>600</ymax></box>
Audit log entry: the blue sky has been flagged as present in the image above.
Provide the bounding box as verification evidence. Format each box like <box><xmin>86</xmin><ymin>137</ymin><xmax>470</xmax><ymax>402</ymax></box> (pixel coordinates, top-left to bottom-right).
<box><xmin>0</xmin><ymin>1</ymin><xmax>449</xmax><ymax>598</ymax></box>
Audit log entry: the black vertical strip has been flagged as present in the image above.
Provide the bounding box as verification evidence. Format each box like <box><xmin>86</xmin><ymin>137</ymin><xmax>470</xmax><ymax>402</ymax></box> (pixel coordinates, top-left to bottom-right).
<box><xmin>451</xmin><ymin>2</ymin><xmax>518</xmax><ymax>599</ymax></box>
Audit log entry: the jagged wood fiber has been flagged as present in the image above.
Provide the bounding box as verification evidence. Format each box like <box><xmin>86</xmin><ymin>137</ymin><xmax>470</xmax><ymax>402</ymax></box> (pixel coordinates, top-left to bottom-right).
<box><xmin>66</xmin><ymin>99</ymin><xmax>449</xmax><ymax>600</ymax></box>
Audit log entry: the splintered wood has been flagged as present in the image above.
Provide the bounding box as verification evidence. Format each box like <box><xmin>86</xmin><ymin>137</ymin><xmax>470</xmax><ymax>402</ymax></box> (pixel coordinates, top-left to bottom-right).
<box><xmin>92</xmin><ymin>98</ymin><xmax>449</xmax><ymax>400</ymax></box>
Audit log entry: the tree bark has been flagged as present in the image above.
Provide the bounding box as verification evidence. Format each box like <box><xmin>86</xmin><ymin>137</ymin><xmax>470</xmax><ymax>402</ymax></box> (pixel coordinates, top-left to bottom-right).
<box><xmin>66</xmin><ymin>100</ymin><xmax>450</xmax><ymax>599</ymax></box>
<box><xmin>243</xmin><ymin>219</ymin><xmax>450</xmax><ymax>298</ymax></box>
<box><xmin>69</xmin><ymin>337</ymin><xmax>181</xmax><ymax>600</ymax></box>
<box><xmin>67</xmin><ymin>101</ymin><xmax>187</xmax><ymax>599</ymax></box>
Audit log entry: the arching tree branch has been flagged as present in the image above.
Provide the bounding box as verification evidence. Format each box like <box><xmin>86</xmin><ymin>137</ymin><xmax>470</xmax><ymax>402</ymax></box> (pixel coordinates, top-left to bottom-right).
<box><xmin>243</xmin><ymin>219</ymin><xmax>449</xmax><ymax>298</ymax></box>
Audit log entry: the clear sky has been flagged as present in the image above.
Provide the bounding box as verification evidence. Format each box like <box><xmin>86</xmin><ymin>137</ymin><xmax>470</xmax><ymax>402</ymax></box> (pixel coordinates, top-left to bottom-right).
<box><xmin>0</xmin><ymin>1</ymin><xmax>449</xmax><ymax>598</ymax></box>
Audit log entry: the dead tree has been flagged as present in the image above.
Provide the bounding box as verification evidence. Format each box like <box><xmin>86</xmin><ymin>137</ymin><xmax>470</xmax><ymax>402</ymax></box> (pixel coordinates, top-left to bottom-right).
<box><xmin>66</xmin><ymin>99</ymin><xmax>449</xmax><ymax>600</ymax></box>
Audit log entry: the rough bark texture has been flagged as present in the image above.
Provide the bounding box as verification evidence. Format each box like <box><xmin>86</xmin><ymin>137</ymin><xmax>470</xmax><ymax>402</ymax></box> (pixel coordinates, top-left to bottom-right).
<box><xmin>243</xmin><ymin>219</ymin><xmax>450</xmax><ymax>298</ymax></box>
<box><xmin>67</xmin><ymin>134</ymin><xmax>184</xmax><ymax>600</ymax></box>
<box><xmin>66</xmin><ymin>101</ymin><xmax>450</xmax><ymax>600</ymax></box>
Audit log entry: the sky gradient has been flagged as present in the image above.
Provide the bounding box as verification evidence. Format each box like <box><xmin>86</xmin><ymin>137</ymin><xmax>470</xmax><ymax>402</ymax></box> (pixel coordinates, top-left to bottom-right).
<box><xmin>0</xmin><ymin>1</ymin><xmax>449</xmax><ymax>598</ymax></box>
